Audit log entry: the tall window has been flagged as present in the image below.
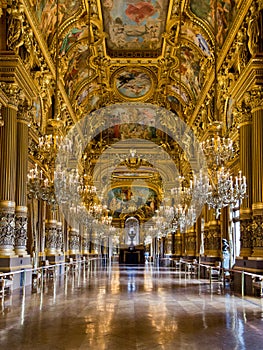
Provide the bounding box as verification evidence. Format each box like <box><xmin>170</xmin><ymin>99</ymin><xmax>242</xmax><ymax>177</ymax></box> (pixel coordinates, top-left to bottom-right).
<box><xmin>229</xmin><ymin>205</ymin><xmax>240</xmax><ymax>266</ymax></box>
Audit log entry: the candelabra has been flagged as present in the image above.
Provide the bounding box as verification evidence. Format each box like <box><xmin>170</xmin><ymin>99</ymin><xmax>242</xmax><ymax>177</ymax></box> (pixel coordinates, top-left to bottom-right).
<box><xmin>27</xmin><ymin>163</ymin><xmax>56</xmax><ymax>205</ymax></box>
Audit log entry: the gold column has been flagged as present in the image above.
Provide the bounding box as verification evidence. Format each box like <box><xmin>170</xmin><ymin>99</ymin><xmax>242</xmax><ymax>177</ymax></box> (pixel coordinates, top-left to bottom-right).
<box><xmin>252</xmin><ymin>102</ymin><xmax>263</xmax><ymax>257</ymax></box>
<box><xmin>238</xmin><ymin>112</ymin><xmax>253</xmax><ymax>257</ymax></box>
<box><xmin>0</xmin><ymin>84</ymin><xmax>19</xmax><ymax>256</ymax></box>
<box><xmin>15</xmin><ymin>100</ymin><xmax>30</xmax><ymax>256</ymax></box>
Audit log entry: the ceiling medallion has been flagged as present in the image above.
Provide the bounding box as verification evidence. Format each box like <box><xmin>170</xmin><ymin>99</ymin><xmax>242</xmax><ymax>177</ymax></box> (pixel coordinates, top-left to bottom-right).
<box><xmin>112</xmin><ymin>67</ymin><xmax>154</xmax><ymax>101</ymax></box>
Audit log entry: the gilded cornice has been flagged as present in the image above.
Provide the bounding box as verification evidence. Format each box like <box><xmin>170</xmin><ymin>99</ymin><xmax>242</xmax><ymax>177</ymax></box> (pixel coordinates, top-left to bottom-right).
<box><xmin>230</xmin><ymin>55</ymin><xmax>263</xmax><ymax>102</ymax></box>
<box><xmin>0</xmin><ymin>52</ymin><xmax>38</xmax><ymax>102</ymax></box>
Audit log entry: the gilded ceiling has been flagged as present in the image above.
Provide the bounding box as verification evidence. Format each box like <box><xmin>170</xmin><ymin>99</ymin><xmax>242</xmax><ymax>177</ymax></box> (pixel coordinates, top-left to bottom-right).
<box><xmin>26</xmin><ymin>0</ymin><xmax>239</xmax><ymax>125</ymax></box>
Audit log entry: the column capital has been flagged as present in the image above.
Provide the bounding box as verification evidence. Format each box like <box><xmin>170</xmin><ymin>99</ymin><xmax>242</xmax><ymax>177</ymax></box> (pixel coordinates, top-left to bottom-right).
<box><xmin>233</xmin><ymin>99</ymin><xmax>252</xmax><ymax>127</ymax></box>
<box><xmin>17</xmin><ymin>97</ymin><xmax>31</xmax><ymax>124</ymax></box>
<box><xmin>0</xmin><ymin>82</ymin><xmax>21</xmax><ymax>109</ymax></box>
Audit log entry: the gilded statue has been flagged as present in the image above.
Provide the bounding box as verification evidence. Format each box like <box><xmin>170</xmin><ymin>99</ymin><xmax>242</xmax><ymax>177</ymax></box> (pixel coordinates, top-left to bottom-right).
<box><xmin>247</xmin><ymin>3</ymin><xmax>261</xmax><ymax>56</ymax></box>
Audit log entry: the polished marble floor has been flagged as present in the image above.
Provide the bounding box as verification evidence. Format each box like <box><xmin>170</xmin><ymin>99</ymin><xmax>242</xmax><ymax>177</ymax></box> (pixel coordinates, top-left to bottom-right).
<box><xmin>1</xmin><ymin>263</ymin><xmax>263</xmax><ymax>350</ymax></box>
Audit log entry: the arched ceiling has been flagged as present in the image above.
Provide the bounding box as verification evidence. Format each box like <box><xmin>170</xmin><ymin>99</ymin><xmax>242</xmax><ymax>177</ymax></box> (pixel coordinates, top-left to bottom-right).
<box><xmin>29</xmin><ymin>0</ymin><xmax>239</xmax><ymax>122</ymax></box>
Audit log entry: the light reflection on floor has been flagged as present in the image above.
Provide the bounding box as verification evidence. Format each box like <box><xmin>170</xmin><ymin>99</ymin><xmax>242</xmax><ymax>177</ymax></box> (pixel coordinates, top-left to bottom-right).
<box><xmin>0</xmin><ymin>263</ymin><xmax>263</xmax><ymax>350</ymax></box>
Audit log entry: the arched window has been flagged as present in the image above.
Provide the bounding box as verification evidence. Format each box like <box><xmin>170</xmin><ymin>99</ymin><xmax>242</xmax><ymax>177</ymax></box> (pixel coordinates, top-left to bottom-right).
<box><xmin>125</xmin><ymin>217</ymin><xmax>140</xmax><ymax>246</ymax></box>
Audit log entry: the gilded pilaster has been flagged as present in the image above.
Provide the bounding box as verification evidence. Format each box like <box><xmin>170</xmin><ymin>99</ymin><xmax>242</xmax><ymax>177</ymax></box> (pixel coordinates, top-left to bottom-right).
<box><xmin>235</xmin><ymin>103</ymin><xmax>253</xmax><ymax>257</ymax></box>
<box><xmin>251</xmin><ymin>90</ymin><xmax>263</xmax><ymax>257</ymax></box>
<box><xmin>15</xmin><ymin>99</ymin><xmax>30</xmax><ymax>256</ymax></box>
<box><xmin>0</xmin><ymin>83</ymin><xmax>19</xmax><ymax>256</ymax></box>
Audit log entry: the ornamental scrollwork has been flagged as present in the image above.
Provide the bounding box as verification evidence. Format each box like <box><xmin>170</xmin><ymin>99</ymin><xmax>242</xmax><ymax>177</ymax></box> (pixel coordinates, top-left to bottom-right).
<box><xmin>240</xmin><ymin>218</ymin><xmax>253</xmax><ymax>249</ymax></box>
<box><xmin>45</xmin><ymin>226</ymin><xmax>57</xmax><ymax>249</ymax></box>
<box><xmin>252</xmin><ymin>216</ymin><xmax>263</xmax><ymax>248</ymax></box>
<box><xmin>0</xmin><ymin>212</ymin><xmax>15</xmax><ymax>246</ymax></box>
<box><xmin>15</xmin><ymin>216</ymin><xmax>28</xmax><ymax>247</ymax></box>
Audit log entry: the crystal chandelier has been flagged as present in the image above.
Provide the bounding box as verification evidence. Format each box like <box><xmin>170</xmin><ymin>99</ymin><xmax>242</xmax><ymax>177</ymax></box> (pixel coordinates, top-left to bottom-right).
<box><xmin>206</xmin><ymin>167</ymin><xmax>247</xmax><ymax>218</ymax></box>
<box><xmin>170</xmin><ymin>176</ymin><xmax>197</xmax><ymax>231</ymax></box>
<box><xmin>201</xmin><ymin>125</ymin><xmax>246</xmax><ymax>218</ymax></box>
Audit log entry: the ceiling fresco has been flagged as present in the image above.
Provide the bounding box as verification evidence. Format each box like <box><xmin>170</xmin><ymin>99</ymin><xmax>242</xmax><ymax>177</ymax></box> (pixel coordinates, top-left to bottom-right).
<box><xmin>101</xmin><ymin>0</ymin><xmax>170</xmax><ymax>55</ymax></box>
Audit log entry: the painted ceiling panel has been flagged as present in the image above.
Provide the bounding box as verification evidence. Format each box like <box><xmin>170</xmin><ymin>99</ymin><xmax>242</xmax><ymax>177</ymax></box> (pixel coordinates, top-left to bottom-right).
<box><xmin>189</xmin><ymin>0</ymin><xmax>238</xmax><ymax>46</ymax></box>
<box><xmin>101</xmin><ymin>0</ymin><xmax>170</xmax><ymax>55</ymax></box>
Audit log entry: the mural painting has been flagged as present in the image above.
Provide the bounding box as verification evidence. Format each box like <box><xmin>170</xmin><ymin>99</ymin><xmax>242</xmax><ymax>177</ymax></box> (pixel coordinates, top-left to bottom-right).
<box><xmin>171</xmin><ymin>46</ymin><xmax>203</xmax><ymax>98</ymax></box>
<box><xmin>102</xmin><ymin>0</ymin><xmax>169</xmax><ymax>51</ymax></box>
<box><xmin>100</xmin><ymin>123</ymin><xmax>163</xmax><ymax>143</ymax></box>
<box><xmin>114</xmin><ymin>68</ymin><xmax>153</xmax><ymax>99</ymax></box>
<box><xmin>189</xmin><ymin>0</ymin><xmax>238</xmax><ymax>46</ymax></box>
<box><xmin>60</xmin><ymin>26</ymin><xmax>90</xmax><ymax>56</ymax></box>
<box><xmin>32</xmin><ymin>0</ymin><xmax>81</xmax><ymax>44</ymax></box>
<box><xmin>63</xmin><ymin>44</ymin><xmax>92</xmax><ymax>96</ymax></box>
<box><xmin>108</xmin><ymin>186</ymin><xmax>158</xmax><ymax>218</ymax></box>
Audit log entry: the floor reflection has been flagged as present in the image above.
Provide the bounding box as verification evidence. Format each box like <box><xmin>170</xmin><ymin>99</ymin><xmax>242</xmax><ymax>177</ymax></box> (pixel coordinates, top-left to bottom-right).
<box><xmin>0</xmin><ymin>264</ymin><xmax>263</xmax><ymax>350</ymax></box>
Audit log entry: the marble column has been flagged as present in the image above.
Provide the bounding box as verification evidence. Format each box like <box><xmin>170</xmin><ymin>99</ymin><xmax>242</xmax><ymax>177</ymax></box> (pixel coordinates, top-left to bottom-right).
<box><xmin>15</xmin><ymin>100</ymin><xmax>30</xmax><ymax>256</ymax></box>
<box><xmin>0</xmin><ymin>84</ymin><xmax>19</xmax><ymax>256</ymax></box>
